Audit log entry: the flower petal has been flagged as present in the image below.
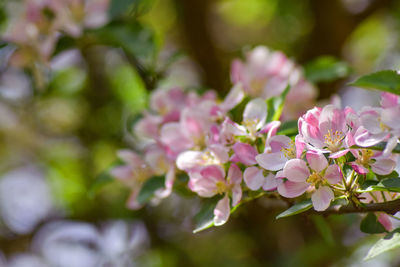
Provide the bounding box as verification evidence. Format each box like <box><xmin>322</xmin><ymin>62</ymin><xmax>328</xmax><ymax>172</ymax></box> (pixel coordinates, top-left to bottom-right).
<box><xmin>232</xmin><ymin>142</ymin><xmax>258</xmax><ymax>165</ymax></box>
<box><xmin>263</xmin><ymin>173</ymin><xmax>278</xmax><ymax>191</ymax></box>
<box><xmin>214</xmin><ymin>195</ymin><xmax>230</xmax><ymax>226</ymax></box>
<box><xmin>371</xmin><ymin>159</ymin><xmax>396</xmax><ymax>175</ymax></box>
<box><xmin>256</xmin><ymin>152</ymin><xmax>287</xmax><ymax>171</ymax></box>
<box><xmin>243</xmin><ymin>98</ymin><xmax>267</xmax><ymax>130</ymax></box>
<box><xmin>283</xmin><ymin>159</ymin><xmax>310</xmax><ymax>182</ymax></box>
<box><xmin>324</xmin><ymin>164</ymin><xmax>342</xmax><ymax>184</ymax></box>
<box><xmin>311</xmin><ymin>186</ymin><xmax>334</xmax><ymax>211</ymax></box>
<box><xmin>306</xmin><ymin>151</ymin><xmax>328</xmax><ymax>172</ymax></box>
<box><xmin>244</xmin><ymin>167</ymin><xmax>265</xmax><ymax>190</ymax></box>
<box><xmin>228</xmin><ymin>163</ymin><xmax>242</xmax><ymax>185</ymax></box>
<box><xmin>277</xmin><ymin>180</ymin><xmax>309</xmax><ymax>198</ymax></box>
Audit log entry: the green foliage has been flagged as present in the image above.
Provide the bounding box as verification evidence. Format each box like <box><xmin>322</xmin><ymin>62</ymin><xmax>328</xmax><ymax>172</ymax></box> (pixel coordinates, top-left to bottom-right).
<box><xmin>311</xmin><ymin>215</ymin><xmax>335</xmax><ymax>246</ymax></box>
<box><xmin>266</xmin><ymin>85</ymin><xmax>291</xmax><ymax>123</ymax></box>
<box><xmin>276</xmin><ymin>199</ymin><xmax>312</xmax><ymax>219</ymax></box>
<box><xmin>193</xmin><ymin>196</ymin><xmax>221</xmax><ymax>233</ymax></box>
<box><xmin>304</xmin><ymin>56</ymin><xmax>351</xmax><ymax>83</ymax></box>
<box><xmin>137</xmin><ymin>175</ymin><xmax>165</xmax><ymax>205</ymax></box>
<box><xmin>89</xmin><ymin>171</ymin><xmax>115</xmax><ymax>197</ymax></box>
<box><xmin>360</xmin><ymin>213</ymin><xmax>387</xmax><ymax>234</ymax></box>
<box><xmin>349</xmin><ymin>70</ymin><xmax>400</xmax><ymax>95</ymax></box>
<box><xmin>109</xmin><ymin>0</ymin><xmax>137</xmax><ymax>18</ymax></box>
<box><xmin>276</xmin><ymin>120</ymin><xmax>298</xmax><ymax>137</ymax></box>
<box><xmin>91</xmin><ymin>21</ymin><xmax>157</xmax><ymax>63</ymax></box>
<box><xmin>365</xmin><ymin>228</ymin><xmax>400</xmax><ymax>260</ymax></box>
<box><xmin>110</xmin><ymin>65</ymin><xmax>148</xmax><ymax>113</ymax></box>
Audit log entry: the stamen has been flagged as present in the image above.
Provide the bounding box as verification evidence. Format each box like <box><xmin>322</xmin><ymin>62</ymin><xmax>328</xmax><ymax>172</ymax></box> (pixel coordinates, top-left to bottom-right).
<box><xmin>281</xmin><ymin>140</ymin><xmax>296</xmax><ymax>159</ymax></box>
<box><xmin>324</xmin><ymin>129</ymin><xmax>344</xmax><ymax>152</ymax></box>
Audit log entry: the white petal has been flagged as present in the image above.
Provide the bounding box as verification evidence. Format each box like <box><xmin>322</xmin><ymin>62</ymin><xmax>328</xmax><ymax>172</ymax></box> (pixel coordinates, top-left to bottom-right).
<box><xmin>213</xmin><ymin>195</ymin><xmax>230</xmax><ymax>226</ymax></box>
<box><xmin>243</xmin><ymin>98</ymin><xmax>267</xmax><ymax>130</ymax></box>
<box><xmin>244</xmin><ymin>167</ymin><xmax>265</xmax><ymax>190</ymax></box>
<box><xmin>311</xmin><ymin>186</ymin><xmax>334</xmax><ymax>211</ymax></box>
<box><xmin>306</xmin><ymin>151</ymin><xmax>328</xmax><ymax>172</ymax></box>
<box><xmin>256</xmin><ymin>152</ymin><xmax>287</xmax><ymax>171</ymax></box>
<box><xmin>282</xmin><ymin>159</ymin><xmax>310</xmax><ymax>182</ymax></box>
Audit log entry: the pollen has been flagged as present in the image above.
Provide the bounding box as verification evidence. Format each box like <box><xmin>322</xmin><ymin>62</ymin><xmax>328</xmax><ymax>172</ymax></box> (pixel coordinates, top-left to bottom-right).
<box><xmin>356</xmin><ymin>149</ymin><xmax>374</xmax><ymax>167</ymax></box>
<box><xmin>324</xmin><ymin>129</ymin><xmax>344</xmax><ymax>152</ymax></box>
<box><xmin>281</xmin><ymin>140</ymin><xmax>296</xmax><ymax>159</ymax></box>
<box><xmin>307</xmin><ymin>172</ymin><xmax>323</xmax><ymax>185</ymax></box>
<box><xmin>215</xmin><ymin>181</ymin><xmax>229</xmax><ymax>195</ymax></box>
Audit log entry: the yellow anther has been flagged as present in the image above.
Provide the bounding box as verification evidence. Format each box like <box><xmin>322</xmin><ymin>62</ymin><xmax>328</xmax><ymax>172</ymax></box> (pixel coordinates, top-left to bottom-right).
<box><xmin>307</xmin><ymin>172</ymin><xmax>323</xmax><ymax>186</ymax></box>
<box><xmin>356</xmin><ymin>149</ymin><xmax>374</xmax><ymax>167</ymax></box>
<box><xmin>324</xmin><ymin>129</ymin><xmax>344</xmax><ymax>152</ymax></box>
<box><xmin>215</xmin><ymin>181</ymin><xmax>230</xmax><ymax>195</ymax></box>
<box><xmin>281</xmin><ymin>140</ymin><xmax>296</xmax><ymax>159</ymax></box>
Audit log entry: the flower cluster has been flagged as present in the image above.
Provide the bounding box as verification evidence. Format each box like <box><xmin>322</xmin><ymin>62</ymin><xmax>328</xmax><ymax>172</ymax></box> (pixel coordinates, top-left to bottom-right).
<box><xmin>3</xmin><ymin>0</ymin><xmax>109</xmax><ymax>68</ymax></box>
<box><xmin>112</xmin><ymin>46</ymin><xmax>400</xmax><ymax>227</ymax></box>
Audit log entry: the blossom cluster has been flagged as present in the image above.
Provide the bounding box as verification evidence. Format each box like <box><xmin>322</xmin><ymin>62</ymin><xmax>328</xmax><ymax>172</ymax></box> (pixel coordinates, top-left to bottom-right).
<box><xmin>112</xmin><ymin>46</ymin><xmax>399</xmax><ymax>228</ymax></box>
<box><xmin>3</xmin><ymin>0</ymin><xmax>109</xmax><ymax>68</ymax></box>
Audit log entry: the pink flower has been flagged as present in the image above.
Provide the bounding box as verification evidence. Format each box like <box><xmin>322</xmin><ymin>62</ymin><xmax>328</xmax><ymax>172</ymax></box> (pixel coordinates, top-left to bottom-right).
<box><xmin>231</xmin><ymin>46</ymin><xmax>317</xmax><ymax>120</ymax></box>
<box><xmin>278</xmin><ymin>151</ymin><xmax>342</xmax><ymax>211</ymax></box>
<box><xmin>189</xmin><ymin>164</ymin><xmax>242</xmax><ymax>226</ymax></box>
<box><xmin>349</xmin><ymin>149</ymin><xmax>396</xmax><ymax>175</ymax></box>
<box><xmin>299</xmin><ymin>105</ymin><xmax>358</xmax><ymax>157</ymax></box>
<box><xmin>256</xmin><ymin>135</ymin><xmax>303</xmax><ymax>171</ymax></box>
<box><xmin>355</xmin><ymin>93</ymin><xmax>400</xmax><ymax>156</ymax></box>
<box><xmin>110</xmin><ymin>150</ymin><xmax>153</xmax><ymax>210</ymax></box>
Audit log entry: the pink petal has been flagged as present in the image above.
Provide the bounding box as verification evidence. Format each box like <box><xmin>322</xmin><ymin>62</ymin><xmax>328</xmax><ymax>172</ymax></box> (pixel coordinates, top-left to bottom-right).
<box><xmin>160</xmin><ymin>123</ymin><xmax>193</xmax><ymax>153</ymax></box>
<box><xmin>243</xmin><ymin>98</ymin><xmax>267</xmax><ymax>130</ymax></box>
<box><xmin>350</xmin><ymin>162</ymin><xmax>368</xmax><ymax>175</ymax></box>
<box><xmin>263</xmin><ymin>173</ymin><xmax>278</xmax><ymax>191</ymax></box>
<box><xmin>381</xmin><ymin>92</ymin><xmax>398</xmax><ymax>108</ymax></box>
<box><xmin>221</xmin><ymin>84</ymin><xmax>244</xmax><ymax>111</ymax></box>
<box><xmin>228</xmin><ymin>163</ymin><xmax>242</xmax><ymax>185</ymax></box>
<box><xmin>311</xmin><ymin>186</ymin><xmax>334</xmax><ymax>211</ymax></box>
<box><xmin>329</xmin><ymin>149</ymin><xmax>349</xmax><ymax>158</ymax></box>
<box><xmin>256</xmin><ymin>152</ymin><xmax>287</xmax><ymax>171</ymax></box>
<box><xmin>306</xmin><ymin>151</ymin><xmax>328</xmax><ymax>172</ymax></box>
<box><xmin>232</xmin><ymin>184</ymin><xmax>242</xmax><ymax>206</ymax></box>
<box><xmin>324</xmin><ymin>164</ymin><xmax>342</xmax><ymax>184</ymax></box>
<box><xmin>295</xmin><ymin>135</ymin><xmax>305</xmax><ymax>158</ymax></box>
<box><xmin>377</xmin><ymin>212</ymin><xmax>393</xmax><ymax>232</ymax></box>
<box><xmin>232</xmin><ymin>142</ymin><xmax>258</xmax><ymax>165</ymax></box>
<box><xmin>283</xmin><ymin>159</ymin><xmax>310</xmax><ymax>182</ymax></box>
<box><xmin>371</xmin><ymin>159</ymin><xmax>396</xmax><ymax>175</ymax></box>
<box><xmin>244</xmin><ymin>167</ymin><xmax>265</xmax><ymax>190</ymax></box>
<box><xmin>277</xmin><ymin>180</ymin><xmax>309</xmax><ymax>198</ymax></box>
<box><xmin>214</xmin><ymin>195</ymin><xmax>230</xmax><ymax>226</ymax></box>
<box><xmin>267</xmin><ymin>135</ymin><xmax>291</xmax><ymax>152</ymax></box>
<box><xmin>200</xmin><ymin>165</ymin><xmax>225</xmax><ymax>180</ymax></box>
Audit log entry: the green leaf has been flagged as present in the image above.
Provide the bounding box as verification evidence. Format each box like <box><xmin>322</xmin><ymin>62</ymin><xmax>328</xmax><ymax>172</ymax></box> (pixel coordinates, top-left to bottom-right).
<box><xmin>193</xmin><ymin>196</ymin><xmax>221</xmax><ymax>233</ymax></box>
<box><xmin>311</xmin><ymin>215</ymin><xmax>335</xmax><ymax>246</ymax></box>
<box><xmin>365</xmin><ymin>228</ymin><xmax>400</xmax><ymax>260</ymax></box>
<box><xmin>276</xmin><ymin>199</ymin><xmax>312</xmax><ymax>219</ymax></box>
<box><xmin>137</xmin><ymin>175</ymin><xmax>165</xmax><ymax>205</ymax></box>
<box><xmin>266</xmin><ymin>85</ymin><xmax>291</xmax><ymax>123</ymax></box>
<box><xmin>360</xmin><ymin>213</ymin><xmax>387</xmax><ymax>234</ymax></box>
<box><xmin>304</xmin><ymin>56</ymin><xmax>351</xmax><ymax>83</ymax></box>
<box><xmin>109</xmin><ymin>0</ymin><xmax>136</xmax><ymax>19</ymax></box>
<box><xmin>88</xmin><ymin>171</ymin><xmax>114</xmax><ymax>198</ymax></box>
<box><xmin>276</xmin><ymin>120</ymin><xmax>298</xmax><ymax>136</ymax></box>
<box><xmin>349</xmin><ymin>70</ymin><xmax>400</xmax><ymax>95</ymax></box>
<box><xmin>91</xmin><ymin>21</ymin><xmax>156</xmax><ymax>62</ymax></box>
<box><xmin>373</xmin><ymin>177</ymin><xmax>400</xmax><ymax>193</ymax></box>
